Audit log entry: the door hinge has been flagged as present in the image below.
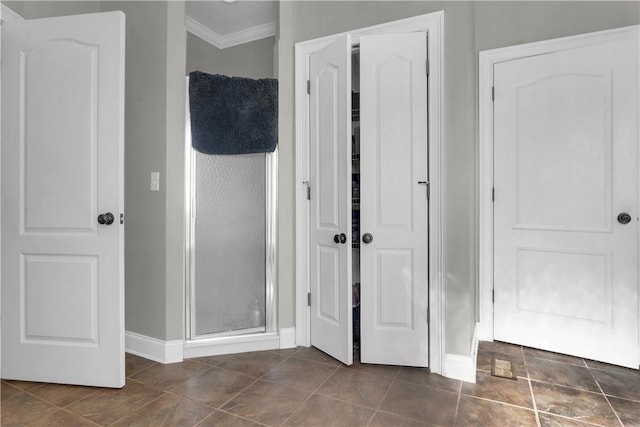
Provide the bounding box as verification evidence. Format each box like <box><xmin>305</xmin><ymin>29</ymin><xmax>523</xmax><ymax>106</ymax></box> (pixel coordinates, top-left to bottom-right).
<box><xmin>426</xmin><ymin>59</ymin><xmax>430</xmax><ymax>77</ymax></box>
<box><xmin>492</xmin><ymin>289</ymin><xmax>495</xmax><ymax>304</ymax></box>
<box><xmin>418</xmin><ymin>181</ymin><xmax>430</xmax><ymax>200</ymax></box>
<box><xmin>427</xmin><ymin>305</ymin><xmax>430</xmax><ymax>324</ymax></box>
<box><xmin>307</xmin><ymin>80</ymin><xmax>311</xmax><ymax>95</ymax></box>
<box><xmin>303</xmin><ymin>181</ymin><xmax>311</xmax><ymax>200</ymax></box>
<box><xmin>491</xmin><ymin>86</ymin><xmax>495</xmax><ymax>102</ymax></box>
<box><xmin>492</xmin><ymin>187</ymin><xmax>495</xmax><ymax>202</ymax></box>
<box><xmin>307</xmin><ymin>292</ymin><xmax>311</xmax><ymax>307</ymax></box>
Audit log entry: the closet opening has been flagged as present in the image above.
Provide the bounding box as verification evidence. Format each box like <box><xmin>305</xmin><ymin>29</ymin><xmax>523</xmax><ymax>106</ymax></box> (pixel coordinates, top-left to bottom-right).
<box><xmin>184</xmin><ymin>79</ymin><xmax>278</xmax><ymax>347</ymax></box>
<box><xmin>351</xmin><ymin>47</ymin><xmax>361</xmax><ymax>353</ymax></box>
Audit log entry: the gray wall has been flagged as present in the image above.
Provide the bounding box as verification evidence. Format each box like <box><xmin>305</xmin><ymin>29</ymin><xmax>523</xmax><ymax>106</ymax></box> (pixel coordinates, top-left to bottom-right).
<box><xmin>276</xmin><ymin>1</ymin><xmax>639</xmax><ymax>357</ymax></box>
<box><xmin>100</xmin><ymin>1</ymin><xmax>186</xmax><ymax>341</ymax></box>
<box><xmin>5</xmin><ymin>0</ymin><xmax>187</xmax><ymax>341</ymax></box>
<box><xmin>3</xmin><ymin>0</ymin><xmax>100</xmax><ymax>17</ymax></box>
<box><xmin>4</xmin><ymin>0</ymin><xmax>638</xmax><ymax>357</ymax></box>
<box><xmin>162</xmin><ymin>0</ymin><xmax>187</xmax><ymax>341</ymax></box>
<box><xmin>100</xmin><ymin>0</ymin><xmax>186</xmax><ymax>341</ymax></box>
<box><xmin>187</xmin><ymin>33</ymin><xmax>275</xmax><ymax>78</ymax></box>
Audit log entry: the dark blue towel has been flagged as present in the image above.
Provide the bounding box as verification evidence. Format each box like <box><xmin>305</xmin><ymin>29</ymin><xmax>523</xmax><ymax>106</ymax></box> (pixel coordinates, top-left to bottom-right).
<box><xmin>189</xmin><ymin>71</ymin><xmax>278</xmax><ymax>155</ymax></box>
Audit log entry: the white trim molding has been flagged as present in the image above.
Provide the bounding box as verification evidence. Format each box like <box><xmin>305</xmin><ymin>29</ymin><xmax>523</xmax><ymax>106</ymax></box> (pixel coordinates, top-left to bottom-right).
<box><xmin>294</xmin><ymin>11</ymin><xmax>445</xmax><ymax>375</ymax></box>
<box><xmin>279</xmin><ymin>327</ymin><xmax>296</xmax><ymax>349</ymax></box>
<box><xmin>478</xmin><ymin>25</ymin><xmax>640</xmax><ymax>342</ymax></box>
<box><xmin>127</xmin><ymin>330</ymin><xmax>295</xmax><ymax>363</ymax></box>
<box><xmin>186</xmin><ymin>16</ymin><xmax>275</xmax><ymax>49</ymax></box>
<box><xmin>125</xmin><ymin>331</ymin><xmax>184</xmax><ymax>364</ymax></box>
<box><xmin>183</xmin><ymin>332</ymin><xmax>280</xmax><ymax>359</ymax></box>
<box><xmin>443</xmin><ymin>323</ymin><xmax>479</xmax><ymax>383</ymax></box>
<box><xmin>1</xmin><ymin>4</ymin><xmax>24</xmax><ymax>24</ymax></box>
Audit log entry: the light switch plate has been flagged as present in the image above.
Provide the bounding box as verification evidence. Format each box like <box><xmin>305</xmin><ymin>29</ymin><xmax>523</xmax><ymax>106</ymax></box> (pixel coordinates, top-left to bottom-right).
<box><xmin>150</xmin><ymin>172</ymin><xmax>160</xmax><ymax>192</ymax></box>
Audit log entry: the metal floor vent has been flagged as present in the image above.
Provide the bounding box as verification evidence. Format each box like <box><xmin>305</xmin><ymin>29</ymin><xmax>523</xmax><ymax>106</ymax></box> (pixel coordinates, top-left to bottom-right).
<box><xmin>491</xmin><ymin>358</ymin><xmax>517</xmax><ymax>380</ymax></box>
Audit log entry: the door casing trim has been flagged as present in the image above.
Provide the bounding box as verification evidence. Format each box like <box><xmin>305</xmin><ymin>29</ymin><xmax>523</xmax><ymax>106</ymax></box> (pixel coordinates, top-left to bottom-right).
<box><xmin>294</xmin><ymin>11</ymin><xmax>444</xmax><ymax>374</ymax></box>
<box><xmin>478</xmin><ymin>25</ymin><xmax>640</xmax><ymax>343</ymax></box>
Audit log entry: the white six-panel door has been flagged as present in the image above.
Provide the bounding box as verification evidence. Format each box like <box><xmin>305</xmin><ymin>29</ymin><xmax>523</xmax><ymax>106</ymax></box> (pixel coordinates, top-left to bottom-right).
<box><xmin>493</xmin><ymin>33</ymin><xmax>639</xmax><ymax>368</ymax></box>
<box><xmin>359</xmin><ymin>33</ymin><xmax>429</xmax><ymax>366</ymax></box>
<box><xmin>308</xmin><ymin>34</ymin><xmax>353</xmax><ymax>365</ymax></box>
<box><xmin>1</xmin><ymin>12</ymin><xmax>126</xmax><ymax>386</ymax></box>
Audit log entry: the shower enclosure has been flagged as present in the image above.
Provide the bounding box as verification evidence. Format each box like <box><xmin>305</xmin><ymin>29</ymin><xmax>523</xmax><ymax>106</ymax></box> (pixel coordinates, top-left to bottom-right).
<box><xmin>184</xmin><ymin>89</ymin><xmax>277</xmax><ymax>342</ymax></box>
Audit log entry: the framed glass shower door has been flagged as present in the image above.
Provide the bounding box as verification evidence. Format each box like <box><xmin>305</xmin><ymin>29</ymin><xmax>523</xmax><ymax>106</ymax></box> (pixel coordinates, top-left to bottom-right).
<box><xmin>185</xmin><ymin>96</ymin><xmax>277</xmax><ymax>340</ymax></box>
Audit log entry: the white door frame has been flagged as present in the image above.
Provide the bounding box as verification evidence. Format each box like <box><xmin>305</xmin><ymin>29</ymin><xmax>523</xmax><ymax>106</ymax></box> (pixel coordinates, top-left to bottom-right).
<box><xmin>478</xmin><ymin>25</ymin><xmax>640</xmax><ymax>344</ymax></box>
<box><xmin>0</xmin><ymin>2</ymin><xmax>25</xmax><ymax>378</ymax></box>
<box><xmin>294</xmin><ymin>11</ymin><xmax>444</xmax><ymax>374</ymax></box>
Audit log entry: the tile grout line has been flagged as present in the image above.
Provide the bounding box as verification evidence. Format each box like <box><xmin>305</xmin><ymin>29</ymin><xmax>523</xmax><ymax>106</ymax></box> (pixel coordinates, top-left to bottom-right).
<box><xmin>162</xmin><ymin>357</ymin><xmax>286</xmax><ymax>419</ymax></box>
<box><xmin>277</xmin><ymin>363</ymin><xmax>342</xmax><ymax>427</ymax></box>
<box><xmin>186</xmin><ymin>348</ymin><xmax>342</xmax><ymax>426</ymax></box>
<box><xmin>164</xmin><ymin>376</ymin><xmax>259</xmax><ymax>412</ymax></box>
<box><xmin>88</xmin><ymin>377</ymin><xmax>179</xmax><ymax>427</ymax></box>
<box><xmin>527</xmin><ymin>377</ymin><xmax>617</xmax><ymax>397</ymax></box>
<box><xmin>194</xmin><ymin>409</ymin><xmax>272</xmax><ymax>427</ymax></box>
<box><xmin>125</xmin><ymin>356</ymin><xmax>160</xmax><ymax>378</ymax></box>
<box><xmin>458</xmin><ymin>392</ymin><xmax>541</xmax><ymax>412</ymax></box>
<box><xmin>526</xmin><ymin>368</ymin><xmax>542</xmax><ymax>427</ymax></box>
<box><xmin>524</xmin><ymin>351</ymin><xmax>612</xmax><ymax>396</ymax></box>
<box><xmin>105</xmin><ymin>391</ymin><xmax>172</xmax><ymax>426</ymax></box>
<box><xmin>452</xmin><ymin>374</ymin><xmax>463</xmax><ymax>426</ymax></box>
<box><xmin>3</xmin><ymin>381</ymin><xmax>105</xmax><ymax>426</ymax></box>
<box><xmin>74</xmin><ymin>378</ymin><xmax>167</xmax><ymax>425</ymax></box>
<box><xmin>309</xmin><ymin>366</ymin><xmax>404</xmax><ymax>413</ymax></box>
<box><xmin>365</xmin><ymin>364</ymin><xmax>402</xmax><ymax>426</ymax></box>
<box><xmin>522</xmin><ymin>345</ymin><xmax>543</xmax><ymax>427</ymax></box>
<box><xmin>2</xmin><ymin>380</ymin><xmax>69</xmax><ymax>404</ymax></box>
<box><xmin>165</xmin><ymin>352</ymin><xmax>296</xmax><ymax>426</ymax></box>
<box><xmin>587</xmin><ymin>365</ymin><xmax>626</xmax><ymax>427</ymax></box>
<box><xmin>23</xmin><ymin>408</ymin><xmax>104</xmax><ymax>427</ymax></box>
<box><xmin>200</xmin><ymin>372</ymin><xmax>262</xmax><ymax>412</ymax></box>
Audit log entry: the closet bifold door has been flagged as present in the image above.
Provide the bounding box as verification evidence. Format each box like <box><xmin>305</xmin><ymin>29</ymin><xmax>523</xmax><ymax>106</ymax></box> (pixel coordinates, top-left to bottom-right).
<box><xmin>308</xmin><ymin>33</ymin><xmax>353</xmax><ymax>365</ymax></box>
<box><xmin>359</xmin><ymin>33</ymin><xmax>429</xmax><ymax>367</ymax></box>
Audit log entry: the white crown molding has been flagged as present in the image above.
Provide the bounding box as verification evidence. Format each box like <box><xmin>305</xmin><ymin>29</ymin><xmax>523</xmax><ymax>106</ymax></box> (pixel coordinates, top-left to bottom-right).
<box><xmin>1</xmin><ymin>4</ymin><xmax>24</xmax><ymax>23</ymax></box>
<box><xmin>186</xmin><ymin>16</ymin><xmax>275</xmax><ymax>49</ymax></box>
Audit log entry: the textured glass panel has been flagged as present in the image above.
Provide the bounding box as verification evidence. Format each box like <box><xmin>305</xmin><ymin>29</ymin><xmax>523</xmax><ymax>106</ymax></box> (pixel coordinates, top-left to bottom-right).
<box><xmin>194</xmin><ymin>152</ymin><xmax>266</xmax><ymax>336</ymax></box>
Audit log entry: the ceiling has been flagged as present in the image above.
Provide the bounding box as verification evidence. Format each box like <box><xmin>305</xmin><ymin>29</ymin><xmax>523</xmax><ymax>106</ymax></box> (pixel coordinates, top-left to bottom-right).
<box><xmin>185</xmin><ymin>1</ymin><xmax>278</xmax><ymax>49</ymax></box>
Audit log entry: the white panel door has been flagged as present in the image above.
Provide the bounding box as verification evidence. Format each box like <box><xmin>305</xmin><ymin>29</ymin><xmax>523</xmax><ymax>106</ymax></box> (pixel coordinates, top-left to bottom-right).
<box><xmin>493</xmin><ymin>33</ymin><xmax>639</xmax><ymax>368</ymax></box>
<box><xmin>2</xmin><ymin>12</ymin><xmax>126</xmax><ymax>386</ymax></box>
<box><xmin>309</xmin><ymin>34</ymin><xmax>353</xmax><ymax>365</ymax></box>
<box><xmin>360</xmin><ymin>33</ymin><xmax>429</xmax><ymax>366</ymax></box>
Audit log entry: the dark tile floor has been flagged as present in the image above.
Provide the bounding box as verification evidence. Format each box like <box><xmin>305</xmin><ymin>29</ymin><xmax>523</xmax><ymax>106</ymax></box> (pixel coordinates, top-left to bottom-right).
<box><xmin>2</xmin><ymin>341</ymin><xmax>639</xmax><ymax>426</ymax></box>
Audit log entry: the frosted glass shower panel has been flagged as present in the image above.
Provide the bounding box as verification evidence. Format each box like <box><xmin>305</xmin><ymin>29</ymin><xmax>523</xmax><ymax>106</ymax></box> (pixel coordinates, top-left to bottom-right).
<box><xmin>194</xmin><ymin>152</ymin><xmax>266</xmax><ymax>336</ymax></box>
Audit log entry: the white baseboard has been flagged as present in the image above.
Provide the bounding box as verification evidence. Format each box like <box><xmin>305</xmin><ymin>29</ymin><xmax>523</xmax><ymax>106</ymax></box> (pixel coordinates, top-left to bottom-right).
<box><xmin>279</xmin><ymin>327</ymin><xmax>296</xmax><ymax>349</ymax></box>
<box><xmin>443</xmin><ymin>322</ymin><xmax>479</xmax><ymax>383</ymax></box>
<box><xmin>183</xmin><ymin>332</ymin><xmax>280</xmax><ymax>359</ymax></box>
<box><xmin>127</xmin><ymin>329</ymin><xmax>296</xmax><ymax>363</ymax></box>
<box><xmin>125</xmin><ymin>331</ymin><xmax>184</xmax><ymax>364</ymax></box>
